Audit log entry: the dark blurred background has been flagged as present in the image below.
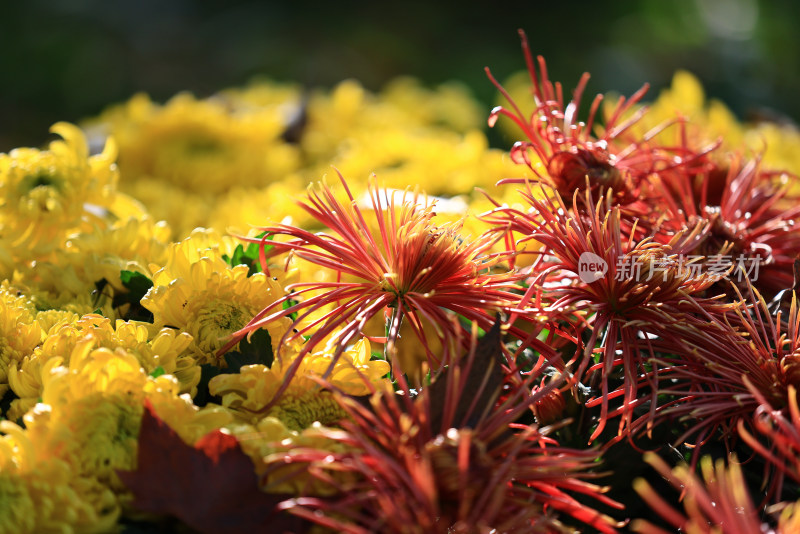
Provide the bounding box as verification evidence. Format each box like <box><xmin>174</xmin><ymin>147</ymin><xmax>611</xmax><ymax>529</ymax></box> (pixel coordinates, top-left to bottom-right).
<box><xmin>2</xmin><ymin>0</ymin><xmax>798</xmax><ymax>151</ymax></box>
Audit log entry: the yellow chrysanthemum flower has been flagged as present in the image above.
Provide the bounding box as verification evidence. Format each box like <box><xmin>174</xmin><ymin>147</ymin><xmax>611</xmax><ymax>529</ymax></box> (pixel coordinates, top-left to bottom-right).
<box><xmin>225</xmin><ymin>417</ymin><xmax>355</xmax><ymax>495</ymax></box>
<box><xmin>624</xmin><ymin>70</ymin><xmax>800</xmax><ymax>179</ymax></box>
<box><xmin>9</xmin><ymin>314</ymin><xmax>200</xmax><ymax>419</ymax></box>
<box><xmin>0</xmin><ymin>421</ymin><xmax>119</xmax><ymax>533</ymax></box>
<box><xmin>21</xmin><ymin>332</ymin><xmax>218</xmax><ymax>519</ymax></box>
<box><xmin>206</xmin><ymin>179</ymin><xmax>315</xmax><ymax>234</ymax></box>
<box><xmin>0</xmin><ymin>471</ymin><xmax>36</xmax><ymax>534</ymax></box>
<box><xmin>299</xmin><ymin>79</ymin><xmax>518</xmax><ymax>198</ymax></box>
<box><xmin>52</xmin><ymin>393</ymin><xmax>142</xmax><ymax>492</ymax></box>
<box><xmin>317</xmin><ymin>129</ymin><xmax>516</xmax><ymax>198</ymax></box>
<box><xmin>21</xmin><ymin>280</ymin><xmax>117</xmax><ymax>322</ymax></box>
<box><xmin>154</xmin><ymin>227</ymin><xmax>240</xmax><ymax>259</ymax></box>
<box><xmin>121</xmin><ymin>179</ymin><xmax>214</xmax><ymax>240</ymax></box>
<box><xmin>111</xmin><ymin>92</ymin><xmax>301</xmax><ymax>193</ymax></box>
<box><xmin>84</xmin><ymin>78</ymin><xmax>523</xmax><ymax>240</ymax></box>
<box><xmin>6</xmin><ymin>356</ymin><xmax>46</xmax><ymax>422</ymax></box>
<box><xmin>142</xmin><ymin>233</ymin><xmax>287</xmax><ymax>362</ymax></box>
<box><xmin>217</xmin><ymin>78</ymin><xmax>302</xmax><ymax>109</ymax></box>
<box><xmin>34</xmin><ymin>309</ymin><xmax>80</xmax><ymax>334</ymax></box>
<box><xmin>61</xmin><ymin>215</ymin><xmax>172</xmax><ymax>288</ymax></box>
<box><xmin>209</xmin><ymin>337</ymin><xmax>389</xmax><ymax>430</ymax></box>
<box><xmin>380</xmin><ymin>77</ymin><xmax>485</xmax><ymax>133</ymax></box>
<box><xmin>16</xmin><ymin>215</ymin><xmax>171</xmax><ymax>317</ymax></box>
<box><xmin>94</xmin><ymin>92</ymin><xmax>302</xmax><ymax>237</ymax></box>
<box><xmin>0</xmin><ymin>122</ymin><xmax>119</xmax><ymax>259</ymax></box>
<box><xmin>0</xmin><ymin>282</ymin><xmax>42</xmax><ymax>401</ymax></box>
<box><xmin>112</xmin><ymin>318</ymin><xmax>200</xmax><ymax>394</ymax></box>
<box><xmin>743</xmin><ymin>121</ymin><xmax>800</xmax><ymax>180</ymax></box>
<box><xmin>624</xmin><ymin>70</ymin><xmax>745</xmax><ymax>151</ymax></box>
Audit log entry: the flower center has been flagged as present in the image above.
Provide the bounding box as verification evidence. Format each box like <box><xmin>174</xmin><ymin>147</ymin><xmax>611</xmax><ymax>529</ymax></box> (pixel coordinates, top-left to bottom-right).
<box><xmin>66</xmin><ymin>395</ymin><xmax>141</xmax><ymax>489</ymax></box>
<box><xmin>0</xmin><ymin>477</ymin><xmax>34</xmax><ymax>531</ymax></box>
<box><xmin>194</xmin><ymin>300</ymin><xmax>249</xmax><ymax>353</ymax></box>
<box><xmin>173</xmin><ymin>135</ymin><xmax>223</xmax><ymax>157</ymax></box>
<box><xmin>18</xmin><ymin>171</ymin><xmax>62</xmax><ymax>195</ymax></box>
<box><xmin>269</xmin><ymin>391</ymin><xmax>347</xmax><ymax>431</ymax></box>
<box><xmin>548</xmin><ymin>148</ymin><xmax>627</xmax><ymax>200</ymax></box>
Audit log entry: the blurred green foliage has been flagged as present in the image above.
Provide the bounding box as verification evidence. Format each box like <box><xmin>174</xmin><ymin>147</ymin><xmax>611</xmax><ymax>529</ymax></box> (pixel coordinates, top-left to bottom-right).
<box><xmin>1</xmin><ymin>0</ymin><xmax>799</xmax><ymax>151</ymax></box>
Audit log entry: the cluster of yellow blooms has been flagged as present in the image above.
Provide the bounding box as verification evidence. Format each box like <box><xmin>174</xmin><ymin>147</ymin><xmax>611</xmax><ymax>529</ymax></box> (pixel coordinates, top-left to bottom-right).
<box><xmin>0</xmin><ymin>71</ymin><xmax>798</xmax><ymax>532</ymax></box>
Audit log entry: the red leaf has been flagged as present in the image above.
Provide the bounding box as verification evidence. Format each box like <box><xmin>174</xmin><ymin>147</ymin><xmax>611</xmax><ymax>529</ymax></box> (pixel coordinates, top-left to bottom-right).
<box><xmin>118</xmin><ymin>401</ymin><xmax>308</xmax><ymax>534</ymax></box>
<box><xmin>426</xmin><ymin>318</ymin><xmax>506</xmax><ymax>433</ymax></box>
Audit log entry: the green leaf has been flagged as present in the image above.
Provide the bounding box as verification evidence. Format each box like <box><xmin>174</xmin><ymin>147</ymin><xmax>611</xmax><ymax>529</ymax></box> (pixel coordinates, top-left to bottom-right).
<box><xmin>120</xmin><ymin>270</ymin><xmax>155</xmax><ymax>294</ymax></box>
<box><xmin>222</xmin><ymin>232</ymin><xmax>273</xmax><ymax>276</ymax></box>
<box><xmin>282</xmin><ymin>298</ymin><xmax>299</xmax><ymax>321</ymax></box>
<box><xmin>192</xmin><ymin>330</ymin><xmax>273</xmax><ymax>407</ymax></box>
<box><xmin>149</xmin><ymin>366</ymin><xmax>165</xmax><ymax>378</ymax></box>
<box><xmin>92</xmin><ymin>278</ymin><xmax>110</xmax><ymax>310</ymax></box>
<box><xmin>0</xmin><ymin>388</ymin><xmax>18</xmax><ymax>420</ymax></box>
<box><xmin>456</xmin><ymin>314</ymin><xmax>486</xmax><ymax>337</ymax></box>
<box><xmin>110</xmin><ymin>271</ymin><xmax>155</xmax><ymax>322</ymax></box>
<box><xmin>224</xmin><ymin>329</ymin><xmax>274</xmax><ymax>372</ymax></box>
<box><xmin>194</xmin><ymin>364</ymin><xmax>224</xmax><ymax>408</ymax></box>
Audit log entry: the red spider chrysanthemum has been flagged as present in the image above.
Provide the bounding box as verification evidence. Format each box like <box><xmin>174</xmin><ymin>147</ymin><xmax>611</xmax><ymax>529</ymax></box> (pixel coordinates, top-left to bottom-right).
<box><xmin>631</xmin><ymin>453</ymin><xmax>795</xmax><ymax>534</ymax></box>
<box><xmin>482</xmin><ymin>184</ymin><xmax>733</xmax><ymax>441</ymax></box>
<box><xmin>224</xmin><ymin>172</ymin><xmax>542</xmax><ymax>378</ymax></box>
<box><xmin>485</xmin><ymin>30</ymin><xmax>709</xmax><ymax>213</ymax></box>
<box><xmin>640</xmin><ymin>285</ymin><xmax>800</xmax><ymax>453</ymax></box>
<box><xmin>274</xmin><ymin>325</ymin><xmax>623</xmax><ymax>534</ymax></box>
<box><xmin>655</xmin><ymin>153</ymin><xmax>800</xmax><ymax>296</ymax></box>
<box><xmin>739</xmin><ymin>384</ymin><xmax>800</xmax><ymax>502</ymax></box>
<box><xmin>531</xmin><ymin>376</ymin><xmax>567</xmax><ymax>426</ymax></box>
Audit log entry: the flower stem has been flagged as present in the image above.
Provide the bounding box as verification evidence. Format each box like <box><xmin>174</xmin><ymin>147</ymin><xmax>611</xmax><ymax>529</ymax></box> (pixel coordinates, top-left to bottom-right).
<box><xmin>385</xmin><ymin>305</ymin><xmax>404</xmax><ymax>380</ymax></box>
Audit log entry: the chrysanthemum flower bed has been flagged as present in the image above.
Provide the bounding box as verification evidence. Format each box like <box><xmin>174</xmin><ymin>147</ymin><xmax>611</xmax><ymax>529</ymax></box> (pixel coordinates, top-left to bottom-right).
<box><xmin>2</xmin><ymin>32</ymin><xmax>800</xmax><ymax>533</ymax></box>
